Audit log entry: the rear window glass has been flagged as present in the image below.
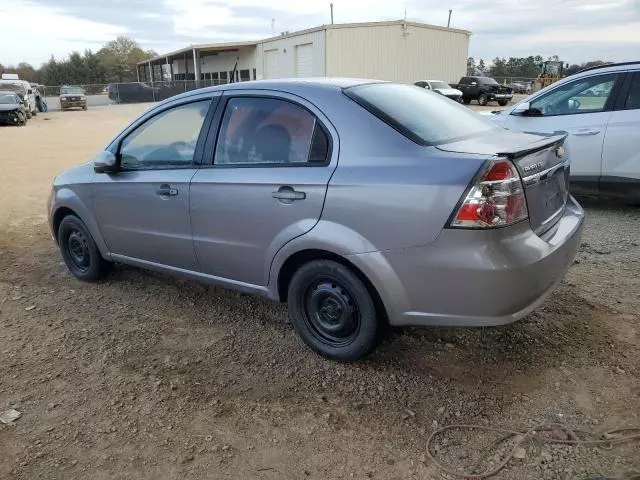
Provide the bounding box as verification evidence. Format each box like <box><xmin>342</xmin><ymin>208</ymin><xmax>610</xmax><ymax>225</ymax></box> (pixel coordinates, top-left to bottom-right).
<box><xmin>345</xmin><ymin>83</ymin><xmax>498</xmax><ymax>145</ymax></box>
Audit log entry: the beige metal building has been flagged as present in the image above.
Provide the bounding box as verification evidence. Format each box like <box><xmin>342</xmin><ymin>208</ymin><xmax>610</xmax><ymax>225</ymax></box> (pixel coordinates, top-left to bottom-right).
<box><xmin>138</xmin><ymin>20</ymin><xmax>470</xmax><ymax>86</ymax></box>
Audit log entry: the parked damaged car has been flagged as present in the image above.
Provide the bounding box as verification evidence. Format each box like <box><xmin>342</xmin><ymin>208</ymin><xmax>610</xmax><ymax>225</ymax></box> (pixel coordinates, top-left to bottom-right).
<box><xmin>0</xmin><ymin>91</ymin><xmax>28</xmax><ymax>126</ymax></box>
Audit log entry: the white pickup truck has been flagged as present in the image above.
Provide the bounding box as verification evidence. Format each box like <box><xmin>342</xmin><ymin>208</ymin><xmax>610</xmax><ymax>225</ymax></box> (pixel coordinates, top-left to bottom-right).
<box><xmin>489</xmin><ymin>62</ymin><xmax>640</xmax><ymax>201</ymax></box>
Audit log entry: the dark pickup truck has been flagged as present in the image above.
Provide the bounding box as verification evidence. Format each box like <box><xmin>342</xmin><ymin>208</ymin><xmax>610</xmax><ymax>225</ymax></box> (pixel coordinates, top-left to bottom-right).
<box><xmin>452</xmin><ymin>76</ymin><xmax>513</xmax><ymax>106</ymax></box>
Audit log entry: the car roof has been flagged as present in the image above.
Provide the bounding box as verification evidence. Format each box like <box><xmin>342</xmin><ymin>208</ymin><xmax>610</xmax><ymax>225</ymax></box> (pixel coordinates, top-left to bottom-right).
<box><xmin>159</xmin><ymin>77</ymin><xmax>385</xmax><ymax>105</ymax></box>
<box><xmin>575</xmin><ymin>60</ymin><xmax>640</xmax><ymax>75</ymax></box>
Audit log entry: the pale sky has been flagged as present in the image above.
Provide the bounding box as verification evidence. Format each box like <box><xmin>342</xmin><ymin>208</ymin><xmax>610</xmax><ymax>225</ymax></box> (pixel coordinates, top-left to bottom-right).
<box><xmin>1</xmin><ymin>0</ymin><xmax>639</xmax><ymax>67</ymax></box>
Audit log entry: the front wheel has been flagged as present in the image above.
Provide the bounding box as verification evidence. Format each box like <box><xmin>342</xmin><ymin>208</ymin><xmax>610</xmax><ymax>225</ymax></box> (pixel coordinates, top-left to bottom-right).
<box><xmin>58</xmin><ymin>215</ymin><xmax>110</xmax><ymax>281</ymax></box>
<box><xmin>478</xmin><ymin>93</ymin><xmax>488</xmax><ymax>106</ymax></box>
<box><xmin>498</xmin><ymin>100</ymin><xmax>509</xmax><ymax>106</ymax></box>
<box><xmin>287</xmin><ymin>260</ymin><xmax>381</xmax><ymax>362</ymax></box>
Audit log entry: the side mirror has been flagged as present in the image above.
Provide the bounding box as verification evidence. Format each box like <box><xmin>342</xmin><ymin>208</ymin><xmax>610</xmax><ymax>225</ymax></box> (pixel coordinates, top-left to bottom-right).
<box><xmin>512</xmin><ymin>102</ymin><xmax>541</xmax><ymax>116</ymax></box>
<box><xmin>93</xmin><ymin>150</ymin><xmax>118</xmax><ymax>173</ymax></box>
<box><xmin>513</xmin><ymin>102</ymin><xmax>531</xmax><ymax>115</ymax></box>
<box><xmin>567</xmin><ymin>98</ymin><xmax>581</xmax><ymax>110</ymax></box>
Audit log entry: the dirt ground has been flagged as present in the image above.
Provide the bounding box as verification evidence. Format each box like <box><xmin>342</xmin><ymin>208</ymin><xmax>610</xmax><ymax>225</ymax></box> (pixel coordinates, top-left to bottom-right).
<box><xmin>0</xmin><ymin>105</ymin><xmax>638</xmax><ymax>480</ymax></box>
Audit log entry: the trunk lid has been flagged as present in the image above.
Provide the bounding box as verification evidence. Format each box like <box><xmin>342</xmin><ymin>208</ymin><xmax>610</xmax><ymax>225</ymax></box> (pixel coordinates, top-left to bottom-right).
<box><xmin>438</xmin><ymin>132</ymin><xmax>570</xmax><ymax>235</ymax></box>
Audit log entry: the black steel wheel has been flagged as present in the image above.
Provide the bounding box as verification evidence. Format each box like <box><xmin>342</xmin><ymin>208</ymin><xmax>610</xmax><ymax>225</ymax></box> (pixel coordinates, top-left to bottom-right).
<box><xmin>287</xmin><ymin>260</ymin><xmax>381</xmax><ymax>361</ymax></box>
<box><xmin>58</xmin><ymin>215</ymin><xmax>110</xmax><ymax>281</ymax></box>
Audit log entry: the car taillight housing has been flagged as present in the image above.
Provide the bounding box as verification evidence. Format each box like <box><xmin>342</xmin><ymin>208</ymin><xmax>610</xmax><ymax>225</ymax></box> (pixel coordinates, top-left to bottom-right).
<box><xmin>450</xmin><ymin>158</ymin><xmax>528</xmax><ymax>228</ymax></box>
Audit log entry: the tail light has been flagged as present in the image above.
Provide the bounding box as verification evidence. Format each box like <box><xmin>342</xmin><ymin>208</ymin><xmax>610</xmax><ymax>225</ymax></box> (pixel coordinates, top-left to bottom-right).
<box><xmin>450</xmin><ymin>158</ymin><xmax>528</xmax><ymax>228</ymax></box>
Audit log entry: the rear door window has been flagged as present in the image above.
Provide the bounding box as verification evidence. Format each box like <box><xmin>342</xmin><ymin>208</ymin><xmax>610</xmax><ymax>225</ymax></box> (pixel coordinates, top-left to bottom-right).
<box><xmin>624</xmin><ymin>72</ymin><xmax>640</xmax><ymax>110</ymax></box>
<box><xmin>214</xmin><ymin>97</ymin><xmax>329</xmax><ymax>166</ymax></box>
<box><xmin>344</xmin><ymin>83</ymin><xmax>498</xmax><ymax>145</ymax></box>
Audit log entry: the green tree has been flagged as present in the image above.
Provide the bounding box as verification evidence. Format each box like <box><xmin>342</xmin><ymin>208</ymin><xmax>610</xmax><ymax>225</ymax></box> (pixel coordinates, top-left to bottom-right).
<box><xmin>466</xmin><ymin>57</ymin><xmax>476</xmax><ymax>75</ymax></box>
<box><xmin>477</xmin><ymin>59</ymin><xmax>486</xmax><ymax>74</ymax></box>
<box><xmin>98</xmin><ymin>36</ymin><xmax>156</xmax><ymax>82</ymax></box>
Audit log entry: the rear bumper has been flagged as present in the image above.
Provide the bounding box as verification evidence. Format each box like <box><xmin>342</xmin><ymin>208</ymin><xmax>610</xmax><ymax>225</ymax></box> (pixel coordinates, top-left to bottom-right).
<box><xmin>348</xmin><ymin>196</ymin><xmax>584</xmax><ymax>327</ymax></box>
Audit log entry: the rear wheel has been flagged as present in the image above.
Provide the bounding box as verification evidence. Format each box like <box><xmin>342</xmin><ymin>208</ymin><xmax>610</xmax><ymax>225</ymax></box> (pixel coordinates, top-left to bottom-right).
<box><xmin>498</xmin><ymin>100</ymin><xmax>509</xmax><ymax>107</ymax></box>
<box><xmin>478</xmin><ymin>93</ymin><xmax>488</xmax><ymax>106</ymax></box>
<box><xmin>26</xmin><ymin>110</ymin><xmax>32</xmax><ymax>119</ymax></box>
<box><xmin>287</xmin><ymin>260</ymin><xmax>381</xmax><ymax>362</ymax></box>
<box><xmin>462</xmin><ymin>96</ymin><xmax>471</xmax><ymax>104</ymax></box>
<box><xmin>58</xmin><ymin>215</ymin><xmax>110</xmax><ymax>282</ymax></box>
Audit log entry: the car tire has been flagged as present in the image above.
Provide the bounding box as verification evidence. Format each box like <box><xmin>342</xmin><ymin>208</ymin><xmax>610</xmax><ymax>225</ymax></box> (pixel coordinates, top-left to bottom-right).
<box><xmin>498</xmin><ymin>100</ymin><xmax>509</xmax><ymax>106</ymax></box>
<box><xmin>26</xmin><ymin>110</ymin><xmax>32</xmax><ymax>119</ymax></box>
<box><xmin>83</xmin><ymin>105</ymin><xmax>87</xmax><ymax>110</ymax></box>
<box><xmin>58</xmin><ymin>215</ymin><xmax>110</xmax><ymax>282</ymax></box>
<box><xmin>478</xmin><ymin>93</ymin><xmax>488</xmax><ymax>106</ymax></box>
<box><xmin>287</xmin><ymin>259</ymin><xmax>381</xmax><ymax>362</ymax></box>
<box><xmin>462</xmin><ymin>97</ymin><xmax>471</xmax><ymax>104</ymax></box>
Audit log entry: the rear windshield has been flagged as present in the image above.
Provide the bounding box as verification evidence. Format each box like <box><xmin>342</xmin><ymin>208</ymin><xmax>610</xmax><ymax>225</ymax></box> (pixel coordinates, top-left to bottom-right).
<box><xmin>344</xmin><ymin>83</ymin><xmax>498</xmax><ymax>145</ymax></box>
<box><xmin>429</xmin><ymin>81</ymin><xmax>451</xmax><ymax>90</ymax></box>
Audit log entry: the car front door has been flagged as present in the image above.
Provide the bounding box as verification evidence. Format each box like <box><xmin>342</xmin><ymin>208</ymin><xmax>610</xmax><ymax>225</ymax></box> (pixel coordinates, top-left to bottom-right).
<box><xmin>189</xmin><ymin>92</ymin><xmax>337</xmax><ymax>287</ymax></box>
<box><xmin>503</xmin><ymin>72</ymin><xmax>624</xmax><ymax>186</ymax></box>
<box><xmin>601</xmin><ymin>71</ymin><xmax>640</xmax><ymax>195</ymax></box>
<box><xmin>92</xmin><ymin>96</ymin><xmax>216</xmax><ymax>271</ymax></box>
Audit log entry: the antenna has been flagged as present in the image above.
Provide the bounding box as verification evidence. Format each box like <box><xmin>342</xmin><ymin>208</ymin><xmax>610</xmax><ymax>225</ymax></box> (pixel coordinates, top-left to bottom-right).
<box><xmin>447</xmin><ymin>9</ymin><xmax>452</xmax><ymax>28</ymax></box>
<box><xmin>330</xmin><ymin>3</ymin><xmax>334</xmax><ymax>24</ymax></box>
<box><xmin>271</xmin><ymin>18</ymin><xmax>275</xmax><ymax>35</ymax></box>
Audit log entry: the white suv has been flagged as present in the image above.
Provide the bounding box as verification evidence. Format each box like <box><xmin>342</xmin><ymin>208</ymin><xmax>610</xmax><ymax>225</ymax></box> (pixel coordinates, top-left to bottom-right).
<box><xmin>489</xmin><ymin>62</ymin><xmax>640</xmax><ymax>201</ymax></box>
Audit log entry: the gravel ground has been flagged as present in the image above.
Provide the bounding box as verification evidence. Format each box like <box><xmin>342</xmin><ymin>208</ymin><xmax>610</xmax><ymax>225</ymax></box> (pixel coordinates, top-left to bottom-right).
<box><xmin>0</xmin><ymin>106</ymin><xmax>638</xmax><ymax>480</ymax></box>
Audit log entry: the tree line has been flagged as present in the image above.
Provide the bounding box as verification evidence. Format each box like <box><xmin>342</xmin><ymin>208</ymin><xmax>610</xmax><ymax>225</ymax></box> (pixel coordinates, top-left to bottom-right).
<box><xmin>0</xmin><ymin>37</ymin><xmax>156</xmax><ymax>86</ymax></box>
<box><xmin>467</xmin><ymin>55</ymin><xmax>610</xmax><ymax>79</ymax></box>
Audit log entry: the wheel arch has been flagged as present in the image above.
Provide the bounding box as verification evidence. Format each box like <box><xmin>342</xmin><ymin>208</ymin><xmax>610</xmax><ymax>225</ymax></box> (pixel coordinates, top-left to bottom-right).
<box><xmin>50</xmin><ymin>196</ymin><xmax>111</xmax><ymax>259</ymax></box>
<box><xmin>275</xmin><ymin>248</ymin><xmax>388</xmax><ymax>323</ymax></box>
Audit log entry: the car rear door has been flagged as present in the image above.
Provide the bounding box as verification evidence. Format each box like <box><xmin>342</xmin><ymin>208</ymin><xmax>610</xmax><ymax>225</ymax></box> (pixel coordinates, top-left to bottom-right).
<box><xmin>92</xmin><ymin>94</ymin><xmax>218</xmax><ymax>271</ymax></box>
<box><xmin>600</xmin><ymin>71</ymin><xmax>640</xmax><ymax>196</ymax></box>
<box><xmin>503</xmin><ymin>72</ymin><xmax>625</xmax><ymax>188</ymax></box>
<box><xmin>189</xmin><ymin>91</ymin><xmax>338</xmax><ymax>287</ymax></box>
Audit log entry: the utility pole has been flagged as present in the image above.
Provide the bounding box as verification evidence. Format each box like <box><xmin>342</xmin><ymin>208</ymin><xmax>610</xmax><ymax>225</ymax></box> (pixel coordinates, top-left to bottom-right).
<box><xmin>447</xmin><ymin>9</ymin><xmax>452</xmax><ymax>28</ymax></box>
<box><xmin>330</xmin><ymin>3</ymin><xmax>334</xmax><ymax>24</ymax></box>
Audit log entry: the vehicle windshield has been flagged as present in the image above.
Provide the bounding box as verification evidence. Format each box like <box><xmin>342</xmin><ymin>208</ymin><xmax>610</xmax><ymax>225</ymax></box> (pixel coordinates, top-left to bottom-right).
<box><xmin>345</xmin><ymin>83</ymin><xmax>498</xmax><ymax>145</ymax></box>
<box><xmin>0</xmin><ymin>94</ymin><xmax>17</xmax><ymax>104</ymax></box>
<box><xmin>428</xmin><ymin>81</ymin><xmax>451</xmax><ymax>90</ymax></box>
<box><xmin>61</xmin><ymin>87</ymin><xmax>83</xmax><ymax>95</ymax></box>
<box><xmin>0</xmin><ymin>82</ymin><xmax>26</xmax><ymax>93</ymax></box>
<box><xmin>479</xmin><ymin>77</ymin><xmax>499</xmax><ymax>85</ymax></box>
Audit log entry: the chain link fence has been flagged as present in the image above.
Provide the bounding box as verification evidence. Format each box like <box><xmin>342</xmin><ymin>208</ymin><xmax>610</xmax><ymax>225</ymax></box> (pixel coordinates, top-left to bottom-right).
<box><xmin>42</xmin><ymin>80</ymin><xmax>227</xmax><ymax>111</ymax></box>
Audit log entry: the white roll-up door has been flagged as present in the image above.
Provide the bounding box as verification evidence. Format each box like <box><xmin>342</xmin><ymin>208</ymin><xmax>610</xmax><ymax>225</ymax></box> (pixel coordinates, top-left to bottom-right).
<box><xmin>265</xmin><ymin>49</ymin><xmax>279</xmax><ymax>79</ymax></box>
<box><xmin>295</xmin><ymin>43</ymin><xmax>313</xmax><ymax>78</ymax></box>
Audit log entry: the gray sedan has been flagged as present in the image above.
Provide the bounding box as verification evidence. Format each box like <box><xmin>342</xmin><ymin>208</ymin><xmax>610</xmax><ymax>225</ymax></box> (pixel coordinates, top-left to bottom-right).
<box><xmin>48</xmin><ymin>79</ymin><xmax>584</xmax><ymax>361</ymax></box>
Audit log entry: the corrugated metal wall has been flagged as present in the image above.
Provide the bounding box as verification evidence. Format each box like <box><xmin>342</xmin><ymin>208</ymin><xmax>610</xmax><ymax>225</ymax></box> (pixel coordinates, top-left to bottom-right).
<box><xmin>257</xmin><ymin>29</ymin><xmax>326</xmax><ymax>79</ymax></box>
<box><xmin>325</xmin><ymin>24</ymin><xmax>469</xmax><ymax>84</ymax></box>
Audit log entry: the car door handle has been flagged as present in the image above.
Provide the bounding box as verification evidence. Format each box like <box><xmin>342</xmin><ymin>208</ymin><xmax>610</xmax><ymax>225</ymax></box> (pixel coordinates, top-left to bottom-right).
<box><xmin>272</xmin><ymin>187</ymin><xmax>306</xmax><ymax>201</ymax></box>
<box><xmin>573</xmin><ymin>129</ymin><xmax>600</xmax><ymax>136</ymax></box>
<box><xmin>156</xmin><ymin>184</ymin><xmax>178</xmax><ymax>196</ymax></box>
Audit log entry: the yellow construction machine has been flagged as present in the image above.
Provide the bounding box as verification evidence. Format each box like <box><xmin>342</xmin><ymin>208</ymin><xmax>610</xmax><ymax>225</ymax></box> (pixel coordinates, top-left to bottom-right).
<box><xmin>533</xmin><ymin>60</ymin><xmax>565</xmax><ymax>92</ymax></box>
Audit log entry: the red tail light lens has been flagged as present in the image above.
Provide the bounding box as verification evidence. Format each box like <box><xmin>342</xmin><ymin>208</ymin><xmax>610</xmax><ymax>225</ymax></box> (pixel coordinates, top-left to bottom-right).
<box><xmin>450</xmin><ymin>158</ymin><xmax>528</xmax><ymax>228</ymax></box>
